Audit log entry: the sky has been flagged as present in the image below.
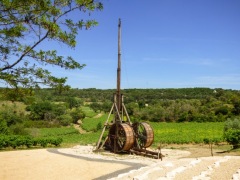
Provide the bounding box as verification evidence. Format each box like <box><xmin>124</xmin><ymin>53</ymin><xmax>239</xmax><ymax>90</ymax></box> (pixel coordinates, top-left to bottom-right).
<box><xmin>50</xmin><ymin>0</ymin><xmax>240</xmax><ymax>90</ymax></box>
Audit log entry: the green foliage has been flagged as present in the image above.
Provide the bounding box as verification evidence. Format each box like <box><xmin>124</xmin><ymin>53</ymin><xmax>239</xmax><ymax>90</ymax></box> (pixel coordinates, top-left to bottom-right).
<box><xmin>215</xmin><ymin>106</ymin><xmax>229</xmax><ymax>115</ymax></box>
<box><xmin>52</xmin><ymin>103</ymin><xmax>67</xmax><ymax>117</ymax></box>
<box><xmin>9</xmin><ymin>123</ymin><xmax>28</xmax><ymax>135</ymax></box>
<box><xmin>203</xmin><ymin>137</ymin><xmax>221</xmax><ymax>144</ymax></box>
<box><xmin>27</xmin><ymin>101</ymin><xmax>54</xmax><ymax>120</ymax></box>
<box><xmin>82</xmin><ymin>114</ymin><xmax>111</xmax><ymax>132</ymax></box>
<box><xmin>232</xmin><ymin>99</ymin><xmax>240</xmax><ymax>115</ymax></box>
<box><xmin>23</xmin><ymin>120</ymin><xmax>60</xmax><ymax>128</ymax></box>
<box><xmin>224</xmin><ymin>118</ymin><xmax>240</xmax><ymax>148</ymax></box>
<box><xmin>125</xmin><ymin>102</ymin><xmax>139</xmax><ymax>116</ymax></box>
<box><xmin>0</xmin><ymin>107</ymin><xmax>23</xmax><ymax>126</ymax></box>
<box><xmin>224</xmin><ymin>130</ymin><xmax>240</xmax><ymax>149</ymax></box>
<box><xmin>0</xmin><ymin>135</ymin><xmax>62</xmax><ymax>149</ymax></box>
<box><xmin>96</xmin><ymin>122</ymin><xmax>103</xmax><ymax>132</ymax></box>
<box><xmin>69</xmin><ymin>108</ymin><xmax>85</xmax><ymax>124</ymax></box>
<box><xmin>66</xmin><ymin>97</ymin><xmax>83</xmax><ymax>109</ymax></box>
<box><xmin>0</xmin><ymin>117</ymin><xmax>9</xmax><ymax>134</ymax></box>
<box><xmin>30</xmin><ymin>87</ymin><xmax>240</xmax><ymax>123</ymax></box>
<box><xmin>81</xmin><ymin>106</ymin><xmax>98</xmax><ymax>118</ymax></box>
<box><xmin>224</xmin><ymin>118</ymin><xmax>240</xmax><ymax>131</ymax></box>
<box><xmin>89</xmin><ymin>102</ymin><xmax>101</xmax><ymax>112</ymax></box>
<box><xmin>57</xmin><ymin>114</ymin><xmax>73</xmax><ymax>126</ymax></box>
<box><xmin>0</xmin><ymin>0</ymin><xmax>103</xmax><ymax>92</ymax></box>
<box><xmin>101</xmin><ymin>101</ymin><xmax>112</xmax><ymax>113</ymax></box>
<box><xmin>38</xmin><ymin>127</ymin><xmax>79</xmax><ymax>137</ymax></box>
<box><xmin>151</xmin><ymin>122</ymin><xmax>224</xmax><ymax>144</ymax></box>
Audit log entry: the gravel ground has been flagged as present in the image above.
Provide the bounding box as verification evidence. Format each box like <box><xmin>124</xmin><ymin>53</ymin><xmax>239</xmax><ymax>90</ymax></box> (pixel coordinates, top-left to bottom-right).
<box><xmin>0</xmin><ymin>145</ymin><xmax>239</xmax><ymax>180</ymax></box>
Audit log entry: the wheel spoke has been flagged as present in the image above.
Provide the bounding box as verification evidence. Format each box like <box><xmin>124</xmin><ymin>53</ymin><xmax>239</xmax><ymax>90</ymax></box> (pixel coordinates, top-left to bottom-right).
<box><xmin>133</xmin><ymin>122</ymin><xmax>154</xmax><ymax>148</ymax></box>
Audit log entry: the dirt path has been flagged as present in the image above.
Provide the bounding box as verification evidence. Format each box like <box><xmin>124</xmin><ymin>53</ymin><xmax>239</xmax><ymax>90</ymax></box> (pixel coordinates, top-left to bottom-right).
<box><xmin>93</xmin><ymin>113</ymin><xmax>103</xmax><ymax>118</ymax></box>
<box><xmin>73</xmin><ymin>123</ymin><xmax>86</xmax><ymax>134</ymax></box>
<box><xmin>0</xmin><ymin>146</ymin><xmax>239</xmax><ymax>180</ymax></box>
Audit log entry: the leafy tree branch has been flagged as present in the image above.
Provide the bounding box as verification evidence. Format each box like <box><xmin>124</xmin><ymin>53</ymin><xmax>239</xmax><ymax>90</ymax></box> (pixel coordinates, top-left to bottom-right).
<box><xmin>0</xmin><ymin>0</ymin><xmax>103</xmax><ymax>89</ymax></box>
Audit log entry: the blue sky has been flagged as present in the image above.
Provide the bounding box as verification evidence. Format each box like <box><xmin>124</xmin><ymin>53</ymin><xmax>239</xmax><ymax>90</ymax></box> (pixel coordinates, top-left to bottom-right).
<box><xmin>51</xmin><ymin>0</ymin><xmax>240</xmax><ymax>90</ymax></box>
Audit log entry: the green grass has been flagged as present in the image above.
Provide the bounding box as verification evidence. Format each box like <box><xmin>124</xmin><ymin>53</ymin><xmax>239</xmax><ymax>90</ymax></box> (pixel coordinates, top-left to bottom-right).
<box><xmin>80</xmin><ymin>106</ymin><xmax>98</xmax><ymax>118</ymax></box>
<box><xmin>38</xmin><ymin>127</ymin><xmax>79</xmax><ymax>137</ymax></box>
<box><xmin>32</xmin><ymin>126</ymin><xmax>101</xmax><ymax>145</ymax></box>
<box><xmin>82</xmin><ymin>114</ymin><xmax>113</xmax><ymax>132</ymax></box>
<box><xmin>30</xmin><ymin>115</ymin><xmax>226</xmax><ymax>148</ymax></box>
<box><xmin>62</xmin><ymin>132</ymin><xmax>101</xmax><ymax>145</ymax></box>
<box><xmin>150</xmin><ymin>122</ymin><xmax>224</xmax><ymax>145</ymax></box>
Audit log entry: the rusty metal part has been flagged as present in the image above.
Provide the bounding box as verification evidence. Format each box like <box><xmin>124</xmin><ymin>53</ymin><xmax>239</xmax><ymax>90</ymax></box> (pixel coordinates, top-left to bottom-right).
<box><xmin>108</xmin><ymin>123</ymin><xmax>135</xmax><ymax>152</ymax></box>
<box><xmin>132</xmin><ymin>122</ymin><xmax>154</xmax><ymax>148</ymax></box>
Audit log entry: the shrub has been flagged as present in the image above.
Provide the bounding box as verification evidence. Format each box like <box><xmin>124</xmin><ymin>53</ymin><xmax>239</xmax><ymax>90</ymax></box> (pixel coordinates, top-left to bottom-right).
<box><xmin>224</xmin><ymin>118</ymin><xmax>240</xmax><ymax>149</ymax></box>
<box><xmin>70</xmin><ymin>108</ymin><xmax>85</xmax><ymax>124</ymax></box>
<box><xmin>215</xmin><ymin>106</ymin><xmax>229</xmax><ymax>115</ymax></box>
<box><xmin>57</xmin><ymin>114</ymin><xmax>73</xmax><ymax>126</ymax></box>
<box><xmin>23</xmin><ymin>120</ymin><xmax>60</xmax><ymax>128</ymax></box>
<box><xmin>96</xmin><ymin>122</ymin><xmax>102</xmax><ymax>131</ymax></box>
<box><xmin>0</xmin><ymin>109</ymin><xmax>22</xmax><ymax>126</ymax></box>
<box><xmin>0</xmin><ymin>135</ymin><xmax>63</xmax><ymax>149</ymax></box>
<box><xmin>224</xmin><ymin>130</ymin><xmax>240</xmax><ymax>149</ymax></box>
<box><xmin>66</xmin><ymin>97</ymin><xmax>82</xmax><ymax>109</ymax></box>
<box><xmin>0</xmin><ymin>118</ymin><xmax>9</xmax><ymax>135</ymax></box>
<box><xmin>28</xmin><ymin>101</ymin><xmax>54</xmax><ymax>120</ymax></box>
<box><xmin>49</xmin><ymin>137</ymin><xmax>63</xmax><ymax>146</ymax></box>
<box><xmin>9</xmin><ymin>123</ymin><xmax>29</xmax><ymax>135</ymax></box>
<box><xmin>53</xmin><ymin>104</ymin><xmax>67</xmax><ymax>116</ymax></box>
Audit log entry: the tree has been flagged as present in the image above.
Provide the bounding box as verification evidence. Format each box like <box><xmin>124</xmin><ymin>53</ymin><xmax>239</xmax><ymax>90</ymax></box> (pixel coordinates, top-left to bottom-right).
<box><xmin>101</xmin><ymin>100</ymin><xmax>112</xmax><ymax>113</ymax></box>
<box><xmin>70</xmin><ymin>108</ymin><xmax>85</xmax><ymax>124</ymax></box>
<box><xmin>28</xmin><ymin>101</ymin><xmax>54</xmax><ymax>120</ymax></box>
<box><xmin>0</xmin><ymin>117</ymin><xmax>9</xmax><ymax>134</ymax></box>
<box><xmin>224</xmin><ymin>118</ymin><xmax>240</xmax><ymax>149</ymax></box>
<box><xmin>90</xmin><ymin>102</ymin><xmax>101</xmax><ymax>112</ymax></box>
<box><xmin>66</xmin><ymin>97</ymin><xmax>82</xmax><ymax>109</ymax></box>
<box><xmin>0</xmin><ymin>0</ymin><xmax>103</xmax><ymax>90</ymax></box>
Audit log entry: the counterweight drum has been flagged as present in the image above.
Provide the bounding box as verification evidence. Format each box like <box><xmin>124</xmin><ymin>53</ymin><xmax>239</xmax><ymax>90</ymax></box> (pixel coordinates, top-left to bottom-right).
<box><xmin>132</xmin><ymin>122</ymin><xmax>154</xmax><ymax>148</ymax></box>
<box><xmin>108</xmin><ymin>123</ymin><xmax>135</xmax><ymax>152</ymax></box>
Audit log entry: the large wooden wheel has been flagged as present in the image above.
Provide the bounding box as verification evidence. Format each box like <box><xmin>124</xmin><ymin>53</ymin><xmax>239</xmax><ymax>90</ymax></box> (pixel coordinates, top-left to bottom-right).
<box><xmin>132</xmin><ymin>122</ymin><xmax>154</xmax><ymax>148</ymax></box>
<box><xmin>108</xmin><ymin>123</ymin><xmax>135</xmax><ymax>152</ymax></box>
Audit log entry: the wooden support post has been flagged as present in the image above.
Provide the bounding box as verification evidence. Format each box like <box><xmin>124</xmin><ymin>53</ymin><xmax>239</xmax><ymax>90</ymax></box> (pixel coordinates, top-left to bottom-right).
<box><xmin>95</xmin><ymin>103</ymin><xmax>114</xmax><ymax>150</ymax></box>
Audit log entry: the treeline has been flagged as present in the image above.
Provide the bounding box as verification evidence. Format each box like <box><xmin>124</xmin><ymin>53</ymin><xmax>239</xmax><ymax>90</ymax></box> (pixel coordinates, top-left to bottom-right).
<box><xmin>1</xmin><ymin>87</ymin><xmax>240</xmax><ymax>124</ymax></box>
<box><xmin>32</xmin><ymin>87</ymin><xmax>240</xmax><ymax>122</ymax></box>
<box><xmin>31</xmin><ymin>87</ymin><xmax>230</xmax><ymax>103</ymax></box>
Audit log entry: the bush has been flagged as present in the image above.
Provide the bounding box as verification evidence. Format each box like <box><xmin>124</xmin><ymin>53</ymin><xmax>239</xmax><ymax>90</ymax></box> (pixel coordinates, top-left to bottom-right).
<box><xmin>23</xmin><ymin>120</ymin><xmax>60</xmax><ymax>128</ymax></box>
<box><xmin>96</xmin><ymin>122</ymin><xmax>102</xmax><ymax>131</ymax></box>
<box><xmin>224</xmin><ymin>118</ymin><xmax>240</xmax><ymax>149</ymax></box>
<box><xmin>27</xmin><ymin>101</ymin><xmax>54</xmax><ymax>120</ymax></box>
<box><xmin>224</xmin><ymin>130</ymin><xmax>240</xmax><ymax>149</ymax></box>
<box><xmin>0</xmin><ymin>118</ymin><xmax>9</xmax><ymax>135</ymax></box>
<box><xmin>0</xmin><ymin>109</ymin><xmax>23</xmax><ymax>126</ymax></box>
<box><xmin>52</xmin><ymin>104</ymin><xmax>67</xmax><ymax>116</ymax></box>
<box><xmin>9</xmin><ymin>123</ymin><xmax>29</xmax><ymax>135</ymax></box>
<box><xmin>0</xmin><ymin>135</ymin><xmax>63</xmax><ymax>149</ymax></box>
<box><xmin>57</xmin><ymin>114</ymin><xmax>73</xmax><ymax>126</ymax></box>
<box><xmin>70</xmin><ymin>108</ymin><xmax>85</xmax><ymax>124</ymax></box>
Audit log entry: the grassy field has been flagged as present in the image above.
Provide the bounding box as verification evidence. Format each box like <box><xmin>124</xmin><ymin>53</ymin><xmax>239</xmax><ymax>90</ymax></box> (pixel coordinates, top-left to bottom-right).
<box><xmin>82</xmin><ymin>114</ymin><xmax>113</xmax><ymax>132</ymax></box>
<box><xmin>13</xmin><ymin>106</ymin><xmax>226</xmax><ymax>148</ymax></box>
<box><xmin>32</xmin><ymin>121</ymin><xmax>225</xmax><ymax>148</ymax></box>
<box><xmin>150</xmin><ymin>122</ymin><xmax>224</xmax><ymax>146</ymax></box>
<box><xmin>80</xmin><ymin>106</ymin><xmax>98</xmax><ymax>118</ymax></box>
<box><xmin>31</xmin><ymin>126</ymin><xmax>101</xmax><ymax>146</ymax></box>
